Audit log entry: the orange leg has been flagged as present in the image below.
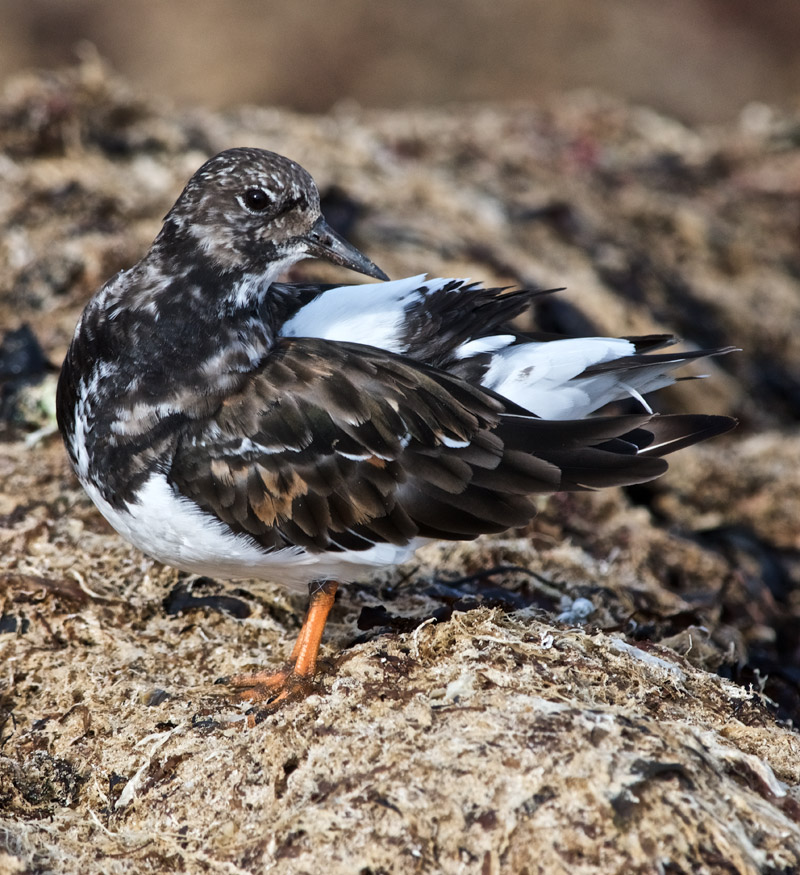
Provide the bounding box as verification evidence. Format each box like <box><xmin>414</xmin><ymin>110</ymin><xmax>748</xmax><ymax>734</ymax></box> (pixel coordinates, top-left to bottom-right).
<box><xmin>228</xmin><ymin>579</ymin><xmax>339</xmax><ymax>707</ymax></box>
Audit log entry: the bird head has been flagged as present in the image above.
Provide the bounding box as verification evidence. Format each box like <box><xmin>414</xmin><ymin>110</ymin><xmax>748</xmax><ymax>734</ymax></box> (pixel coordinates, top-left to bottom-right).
<box><xmin>158</xmin><ymin>147</ymin><xmax>388</xmax><ymax>281</ymax></box>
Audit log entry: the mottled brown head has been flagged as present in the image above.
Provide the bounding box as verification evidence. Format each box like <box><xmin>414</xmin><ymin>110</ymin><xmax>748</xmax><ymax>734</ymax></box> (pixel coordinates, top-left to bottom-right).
<box><xmin>158</xmin><ymin>147</ymin><xmax>387</xmax><ymax>279</ymax></box>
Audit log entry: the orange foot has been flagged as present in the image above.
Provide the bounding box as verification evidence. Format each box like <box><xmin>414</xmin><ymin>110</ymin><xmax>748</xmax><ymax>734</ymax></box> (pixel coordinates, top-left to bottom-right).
<box><xmin>225</xmin><ymin>579</ymin><xmax>339</xmax><ymax>721</ymax></box>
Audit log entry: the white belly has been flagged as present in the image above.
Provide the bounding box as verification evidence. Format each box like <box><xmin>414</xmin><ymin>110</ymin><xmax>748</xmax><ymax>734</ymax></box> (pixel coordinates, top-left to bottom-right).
<box><xmin>80</xmin><ymin>472</ymin><xmax>424</xmax><ymax>591</ymax></box>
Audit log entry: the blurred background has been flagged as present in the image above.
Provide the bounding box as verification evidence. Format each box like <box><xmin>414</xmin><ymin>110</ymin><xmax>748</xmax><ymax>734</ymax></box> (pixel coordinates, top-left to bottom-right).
<box><xmin>2</xmin><ymin>0</ymin><xmax>799</xmax><ymax>123</ymax></box>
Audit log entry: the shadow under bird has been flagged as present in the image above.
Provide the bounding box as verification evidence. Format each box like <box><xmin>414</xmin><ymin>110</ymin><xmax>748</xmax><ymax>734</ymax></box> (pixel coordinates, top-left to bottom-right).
<box><xmin>56</xmin><ymin>148</ymin><xmax>736</xmax><ymax>711</ymax></box>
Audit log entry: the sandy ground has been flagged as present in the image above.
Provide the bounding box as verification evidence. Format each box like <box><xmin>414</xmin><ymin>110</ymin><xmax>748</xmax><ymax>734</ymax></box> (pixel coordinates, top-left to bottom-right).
<box><xmin>1</xmin><ymin>59</ymin><xmax>800</xmax><ymax>874</ymax></box>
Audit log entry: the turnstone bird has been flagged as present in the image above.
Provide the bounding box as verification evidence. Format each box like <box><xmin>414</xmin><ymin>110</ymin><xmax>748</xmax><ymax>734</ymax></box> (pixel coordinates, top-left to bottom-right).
<box><xmin>57</xmin><ymin>147</ymin><xmax>735</xmax><ymax>707</ymax></box>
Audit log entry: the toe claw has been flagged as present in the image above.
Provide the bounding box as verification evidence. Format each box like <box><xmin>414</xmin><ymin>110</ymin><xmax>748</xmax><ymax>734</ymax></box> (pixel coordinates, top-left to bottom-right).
<box><xmin>225</xmin><ymin>665</ymin><xmax>320</xmax><ymax>711</ymax></box>
<box><xmin>228</xmin><ymin>667</ymin><xmax>292</xmax><ymax>703</ymax></box>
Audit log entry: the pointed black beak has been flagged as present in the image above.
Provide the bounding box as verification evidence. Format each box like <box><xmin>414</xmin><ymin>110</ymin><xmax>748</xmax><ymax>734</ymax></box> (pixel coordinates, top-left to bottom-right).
<box><xmin>302</xmin><ymin>216</ymin><xmax>389</xmax><ymax>281</ymax></box>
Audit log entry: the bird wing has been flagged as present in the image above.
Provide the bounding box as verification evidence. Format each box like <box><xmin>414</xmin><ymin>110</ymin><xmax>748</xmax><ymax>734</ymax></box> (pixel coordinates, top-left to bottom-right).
<box><xmin>167</xmin><ymin>337</ymin><xmax>728</xmax><ymax>555</ymax></box>
<box><xmin>272</xmin><ymin>276</ymin><xmax>556</xmax><ymax>364</ymax></box>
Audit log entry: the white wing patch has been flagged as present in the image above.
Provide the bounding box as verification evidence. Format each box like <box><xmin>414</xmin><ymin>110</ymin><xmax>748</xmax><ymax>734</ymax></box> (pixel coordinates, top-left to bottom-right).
<box><xmin>282</xmin><ymin>275</ymin><xmax>455</xmax><ymax>352</ymax></box>
<box><xmin>454</xmin><ymin>335</ymin><xmax>515</xmax><ymax>359</ymax></box>
<box><xmin>439</xmin><ymin>434</ymin><xmax>471</xmax><ymax>448</ymax></box>
<box><xmin>482</xmin><ymin>337</ymin><xmax>649</xmax><ymax>419</ymax></box>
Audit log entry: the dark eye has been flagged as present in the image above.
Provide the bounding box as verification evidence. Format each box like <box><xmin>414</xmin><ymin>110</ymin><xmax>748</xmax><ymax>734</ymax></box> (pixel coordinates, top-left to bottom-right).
<box><xmin>243</xmin><ymin>188</ymin><xmax>271</xmax><ymax>211</ymax></box>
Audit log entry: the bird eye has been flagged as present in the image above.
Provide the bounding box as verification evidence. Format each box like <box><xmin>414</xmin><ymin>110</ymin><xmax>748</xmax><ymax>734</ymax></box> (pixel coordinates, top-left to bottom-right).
<box><xmin>242</xmin><ymin>188</ymin><xmax>271</xmax><ymax>211</ymax></box>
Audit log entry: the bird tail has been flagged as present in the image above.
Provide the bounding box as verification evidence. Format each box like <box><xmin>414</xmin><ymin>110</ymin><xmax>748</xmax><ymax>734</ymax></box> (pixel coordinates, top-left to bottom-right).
<box><xmin>497</xmin><ymin>412</ymin><xmax>736</xmax><ymax>491</ymax></box>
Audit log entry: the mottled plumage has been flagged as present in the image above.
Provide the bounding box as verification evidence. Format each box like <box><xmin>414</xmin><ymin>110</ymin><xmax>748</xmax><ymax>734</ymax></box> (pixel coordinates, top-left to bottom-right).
<box><xmin>57</xmin><ymin>148</ymin><xmax>736</xmax><ymax>705</ymax></box>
